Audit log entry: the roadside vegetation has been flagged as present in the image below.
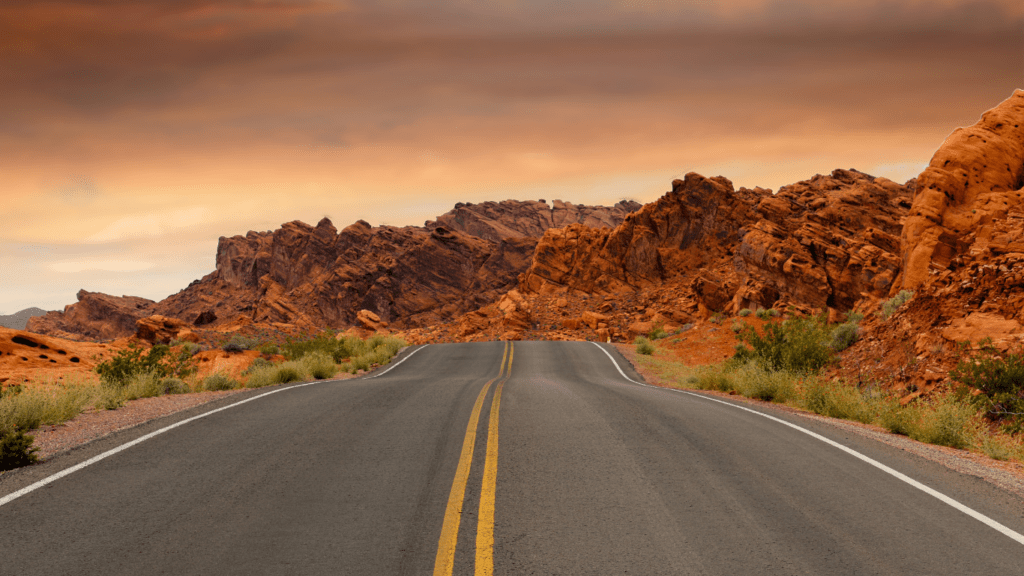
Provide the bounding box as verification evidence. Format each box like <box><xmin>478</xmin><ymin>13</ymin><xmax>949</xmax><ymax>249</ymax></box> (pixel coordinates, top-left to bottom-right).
<box><xmin>632</xmin><ymin>309</ymin><xmax>1024</xmax><ymax>463</ymax></box>
<box><xmin>0</xmin><ymin>331</ymin><xmax>407</xmax><ymax>471</ymax></box>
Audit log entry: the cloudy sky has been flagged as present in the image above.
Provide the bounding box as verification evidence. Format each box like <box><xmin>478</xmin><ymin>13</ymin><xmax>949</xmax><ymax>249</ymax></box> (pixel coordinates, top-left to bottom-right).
<box><xmin>2</xmin><ymin>0</ymin><xmax>1022</xmax><ymax>313</ymax></box>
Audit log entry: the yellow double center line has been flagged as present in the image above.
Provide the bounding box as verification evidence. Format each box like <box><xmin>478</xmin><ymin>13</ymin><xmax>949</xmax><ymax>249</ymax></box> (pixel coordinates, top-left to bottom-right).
<box><xmin>434</xmin><ymin>341</ymin><xmax>513</xmax><ymax>576</ymax></box>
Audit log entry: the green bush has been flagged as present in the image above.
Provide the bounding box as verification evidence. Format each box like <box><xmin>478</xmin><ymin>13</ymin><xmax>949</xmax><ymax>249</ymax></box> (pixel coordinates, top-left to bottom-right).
<box><xmin>730</xmin><ymin>322</ymin><xmax>743</xmax><ymax>333</ymax></box>
<box><xmin>203</xmin><ymin>373</ymin><xmax>239</xmax><ymax>391</ymax></box>
<box><xmin>160</xmin><ymin>377</ymin><xmax>190</xmax><ymax>395</ymax></box>
<box><xmin>734</xmin><ymin>317</ymin><xmax>832</xmax><ymax>373</ymax></box>
<box><xmin>0</xmin><ymin>429</ymin><xmax>38</xmax><ymax>471</ymax></box>
<box><xmin>274</xmin><ymin>362</ymin><xmax>306</xmax><ymax>384</ymax></box>
<box><xmin>243</xmin><ymin>357</ymin><xmax>274</xmax><ymax>375</ymax></box>
<box><xmin>222</xmin><ymin>334</ymin><xmax>258</xmax><ymax>353</ymax></box>
<box><xmin>95</xmin><ymin>343</ymin><xmax>197</xmax><ymax>389</ymax></box>
<box><xmin>244</xmin><ymin>366</ymin><xmax>279</xmax><ymax>388</ymax></box>
<box><xmin>878</xmin><ymin>399</ymin><xmax>921</xmax><ymax>436</ymax></box>
<box><xmin>120</xmin><ymin>371</ymin><xmax>166</xmax><ymax>401</ymax></box>
<box><xmin>302</xmin><ymin>351</ymin><xmax>338</xmax><ymax>380</ymax></box>
<box><xmin>738</xmin><ymin>308</ymin><xmax>753</xmax><ymax>317</ymax></box>
<box><xmin>880</xmin><ymin>290</ymin><xmax>914</xmax><ymax>319</ymax></box>
<box><xmin>635</xmin><ymin>336</ymin><xmax>655</xmax><ymax>355</ymax></box>
<box><xmin>755</xmin><ymin>307</ymin><xmax>771</xmax><ymax>320</ymax></box>
<box><xmin>950</xmin><ymin>349</ymin><xmax>1024</xmax><ymax>423</ymax></box>
<box><xmin>731</xmin><ymin>361</ymin><xmax>798</xmax><ymax>403</ymax></box>
<box><xmin>257</xmin><ymin>343</ymin><xmax>280</xmax><ymax>356</ymax></box>
<box><xmin>829</xmin><ymin>322</ymin><xmax>861</xmax><ymax>352</ymax></box>
<box><xmin>801</xmin><ymin>379</ymin><xmax>873</xmax><ymax>423</ymax></box>
<box><xmin>912</xmin><ymin>396</ymin><xmax>976</xmax><ymax>450</ymax></box>
<box><xmin>649</xmin><ymin>324</ymin><xmax>669</xmax><ymax>340</ymax></box>
<box><xmin>0</xmin><ymin>384</ymin><xmax>96</xmax><ymax>432</ymax></box>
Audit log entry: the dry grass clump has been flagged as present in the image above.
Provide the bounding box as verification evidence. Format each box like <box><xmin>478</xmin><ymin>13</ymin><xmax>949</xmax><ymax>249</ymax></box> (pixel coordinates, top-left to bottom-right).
<box><xmin>633</xmin><ymin>336</ymin><xmax>1012</xmax><ymax>461</ymax></box>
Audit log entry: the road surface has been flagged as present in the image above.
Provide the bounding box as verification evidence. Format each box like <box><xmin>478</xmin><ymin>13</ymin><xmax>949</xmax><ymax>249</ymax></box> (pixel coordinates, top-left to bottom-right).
<box><xmin>2</xmin><ymin>340</ymin><xmax>1024</xmax><ymax>574</ymax></box>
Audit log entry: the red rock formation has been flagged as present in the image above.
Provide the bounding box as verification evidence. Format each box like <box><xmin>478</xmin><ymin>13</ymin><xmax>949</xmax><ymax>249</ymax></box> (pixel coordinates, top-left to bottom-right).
<box><xmin>28</xmin><ymin>199</ymin><xmax>637</xmax><ymax>341</ymax></box>
<box><xmin>901</xmin><ymin>90</ymin><xmax>1024</xmax><ymax>290</ymax></box>
<box><xmin>426</xmin><ymin>199</ymin><xmax>641</xmax><ymax>242</ymax></box>
<box><xmin>521</xmin><ymin>170</ymin><xmax>912</xmax><ymax>315</ymax></box>
<box><xmin>135</xmin><ymin>315</ymin><xmax>191</xmax><ymax>344</ymax></box>
<box><xmin>26</xmin><ymin>290</ymin><xmax>156</xmax><ymax>341</ymax></box>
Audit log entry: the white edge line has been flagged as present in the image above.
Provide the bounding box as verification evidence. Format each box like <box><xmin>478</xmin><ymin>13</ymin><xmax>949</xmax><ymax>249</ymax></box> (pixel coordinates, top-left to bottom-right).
<box><xmin>0</xmin><ymin>379</ymin><xmax>330</xmax><ymax>508</ymax></box>
<box><xmin>362</xmin><ymin>344</ymin><xmax>427</xmax><ymax>379</ymax></box>
<box><xmin>1</xmin><ymin>344</ymin><xmax>429</xmax><ymax>508</ymax></box>
<box><xmin>590</xmin><ymin>341</ymin><xmax>1024</xmax><ymax>547</ymax></box>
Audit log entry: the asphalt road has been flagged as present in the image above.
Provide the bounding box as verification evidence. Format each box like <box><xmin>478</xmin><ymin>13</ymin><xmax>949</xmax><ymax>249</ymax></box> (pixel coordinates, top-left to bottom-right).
<box><xmin>3</xmin><ymin>341</ymin><xmax>1024</xmax><ymax>575</ymax></box>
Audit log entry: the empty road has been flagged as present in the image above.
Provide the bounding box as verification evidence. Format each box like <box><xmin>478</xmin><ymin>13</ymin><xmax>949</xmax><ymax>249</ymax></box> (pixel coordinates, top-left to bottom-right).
<box><xmin>3</xmin><ymin>341</ymin><xmax>1024</xmax><ymax>574</ymax></box>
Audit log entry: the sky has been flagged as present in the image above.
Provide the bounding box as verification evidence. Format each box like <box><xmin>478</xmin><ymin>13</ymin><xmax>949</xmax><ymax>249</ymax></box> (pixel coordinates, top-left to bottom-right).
<box><xmin>1</xmin><ymin>0</ymin><xmax>1022</xmax><ymax>314</ymax></box>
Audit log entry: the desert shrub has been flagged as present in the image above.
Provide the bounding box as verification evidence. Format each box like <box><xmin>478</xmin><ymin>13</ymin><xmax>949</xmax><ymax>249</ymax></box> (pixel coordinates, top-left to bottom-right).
<box><xmin>768</xmin><ymin>309</ymin><xmax>780</xmax><ymax>317</ymax></box>
<box><xmin>845</xmin><ymin>311</ymin><xmax>865</xmax><ymax>323</ymax></box>
<box><xmin>339</xmin><ymin>336</ymin><xmax>407</xmax><ymax>373</ymax></box>
<box><xmin>730</xmin><ymin>362</ymin><xmax>798</xmax><ymax>403</ymax></box>
<box><xmin>738</xmin><ymin>309</ymin><xmax>752</xmax><ymax>317</ymax></box>
<box><xmin>244</xmin><ymin>366</ymin><xmax>279</xmax><ymax>388</ymax></box>
<box><xmin>755</xmin><ymin>307</ymin><xmax>771</xmax><ymax>320</ymax></box>
<box><xmin>635</xmin><ymin>336</ymin><xmax>655</xmax><ymax>355</ymax></box>
<box><xmin>801</xmin><ymin>378</ymin><xmax>873</xmax><ymax>423</ymax></box>
<box><xmin>121</xmin><ymin>371</ymin><xmax>166</xmax><ymax>401</ymax></box>
<box><xmin>878</xmin><ymin>399</ymin><xmax>921</xmax><ymax>437</ymax></box>
<box><xmin>880</xmin><ymin>290</ymin><xmax>914</xmax><ymax>319</ymax></box>
<box><xmin>730</xmin><ymin>322</ymin><xmax>743</xmax><ymax>333</ymax></box>
<box><xmin>0</xmin><ymin>429</ymin><xmax>37</xmax><ymax>471</ymax></box>
<box><xmin>302</xmin><ymin>351</ymin><xmax>338</xmax><ymax>380</ymax></box>
<box><xmin>949</xmin><ymin>349</ymin><xmax>1024</xmax><ymax>424</ymax></box>
<box><xmin>174</xmin><ymin>341</ymin><xmax>202</xmax><ymax>356</ymax></box>
<box><xmin>160</xmin><ymin>377</ymin><xmax>190</xmax><ymax>395</ymax></box>
<box><xmin>95</xmin><ymin>343</ymin><xmax>197</xmax><ymax>389</ymax></box>
<box><xmin>912</xmin><ymin>396</ymin><xmax>977</xmax><ymax>450</ymax></box>
<box><xmin>735</xmin><ymin>316</ymin><xmax>832</xmax><ymax>373</ymax></box>
<box><xmin>284</xmin><ymin>331</ymin><xmax>345</xmax><ymax>362</ymax></box>
<box><xmin>243</xmin><ymin>357</ymin><xmax>274</xmax><ymax>375</ymax></box>
<box><xmin>258</xmin><ymin>342</ymin><xmax>280</xmax><ymax>356</ymax></box>
<box><xmin>687</xmin><ymin>369</ymin><xmax>734</xmax><ymax>393</ymax></box>
<box><xmin>976</xmin><ymin>433</ymin><xmax>1020</xmax><ymax>461</ymax></box>
<box><xmin>274</xmin><ymin>362</ymin><xmax>306</xmax><ymax>384</ymax></box>
<box><xmin>203</xmin><ymin>373</ymin><xmax>239</xmax><ymax>391</ymax></box>
<box><xmin>0</xmin><ymin>383</ymin><xmax>97</xmax><ymax>432</ymax></box>
<box><xmin>649</xmin><ymin>325</ymin><xmax>669</xmax><ymax>340</ymax></box>
<box><xmin>829</xmin><ymin>322</ymin><xmax>861</xmax><ymax>352</ymax></box>
<box><xmin>222</xmin><ymin>335</ymin><xmax>258</xmax><ymax>353</ymax></box>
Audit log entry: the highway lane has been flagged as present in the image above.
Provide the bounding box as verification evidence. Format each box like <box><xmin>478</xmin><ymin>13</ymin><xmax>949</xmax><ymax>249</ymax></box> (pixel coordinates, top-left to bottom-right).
<box><xmin>2</xmin><ymin>340</ymin><xmax>1024</xmax><ymax>574</ymax></box>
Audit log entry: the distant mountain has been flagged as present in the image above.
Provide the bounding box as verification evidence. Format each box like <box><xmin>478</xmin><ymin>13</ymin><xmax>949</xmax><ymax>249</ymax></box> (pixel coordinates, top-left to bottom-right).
<box><xmin>0</xmin><ymin>307</ymin><xmax>51</xmax><ymax>330</ymax></box>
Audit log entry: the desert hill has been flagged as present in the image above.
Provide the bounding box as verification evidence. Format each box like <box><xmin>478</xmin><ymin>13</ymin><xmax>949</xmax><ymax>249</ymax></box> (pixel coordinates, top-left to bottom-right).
<box><xmin>0</xmin><ymin>308</ymin><xmax>51</xmax><ymax>331</ymax></box>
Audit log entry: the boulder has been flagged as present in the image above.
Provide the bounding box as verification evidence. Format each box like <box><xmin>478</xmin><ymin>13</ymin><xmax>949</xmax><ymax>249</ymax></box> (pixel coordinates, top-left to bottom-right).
<box><xmin>136</xmin><ymin>315</ymin><xmax>190</xmax><ymax>344</ymax></box>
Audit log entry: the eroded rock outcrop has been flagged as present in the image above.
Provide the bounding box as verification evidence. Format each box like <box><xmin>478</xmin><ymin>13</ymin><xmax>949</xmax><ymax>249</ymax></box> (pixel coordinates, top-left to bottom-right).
<box><xmin>520</xmin><ymin>170</ymin><xmax>912</xmax><ymax>315</ymax></box>
<box><xmin>29</xmin><ymin>199</ymin><xmax>637</xmax><ymax>340</ymax></box>
<box><xmin>426</xmin><ymin>199</ymin><xmax>641</xmax><ymax>242</ymax></box>
<box><xmin>901</xmin><ymin>89</ymin><xmax>1024</xmax><ymax>289</ymax></box>
<box><xmin>26</xmin><ymin>290</ymin><xmax>156</xmax><ymax>341</ymax></box>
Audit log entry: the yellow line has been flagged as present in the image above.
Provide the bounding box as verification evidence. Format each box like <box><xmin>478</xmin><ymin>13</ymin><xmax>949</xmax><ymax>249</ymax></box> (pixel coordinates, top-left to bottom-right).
<box><xmin>476</xmin><ymin>342</ymin><xmax>512</xmax><ymax>576</ymax></box>
<box><xmin>433</xmin><ymin>342</ymin><xmax>509</xmax><ymax>576</ymax></box>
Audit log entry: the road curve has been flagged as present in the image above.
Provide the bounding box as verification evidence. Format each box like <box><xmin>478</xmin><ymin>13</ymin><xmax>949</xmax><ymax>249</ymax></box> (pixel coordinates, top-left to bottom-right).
<box><xmin>2</xmin><ymin>340</ymin><xmax>1024</xmax><ymax>575</ymax></box>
